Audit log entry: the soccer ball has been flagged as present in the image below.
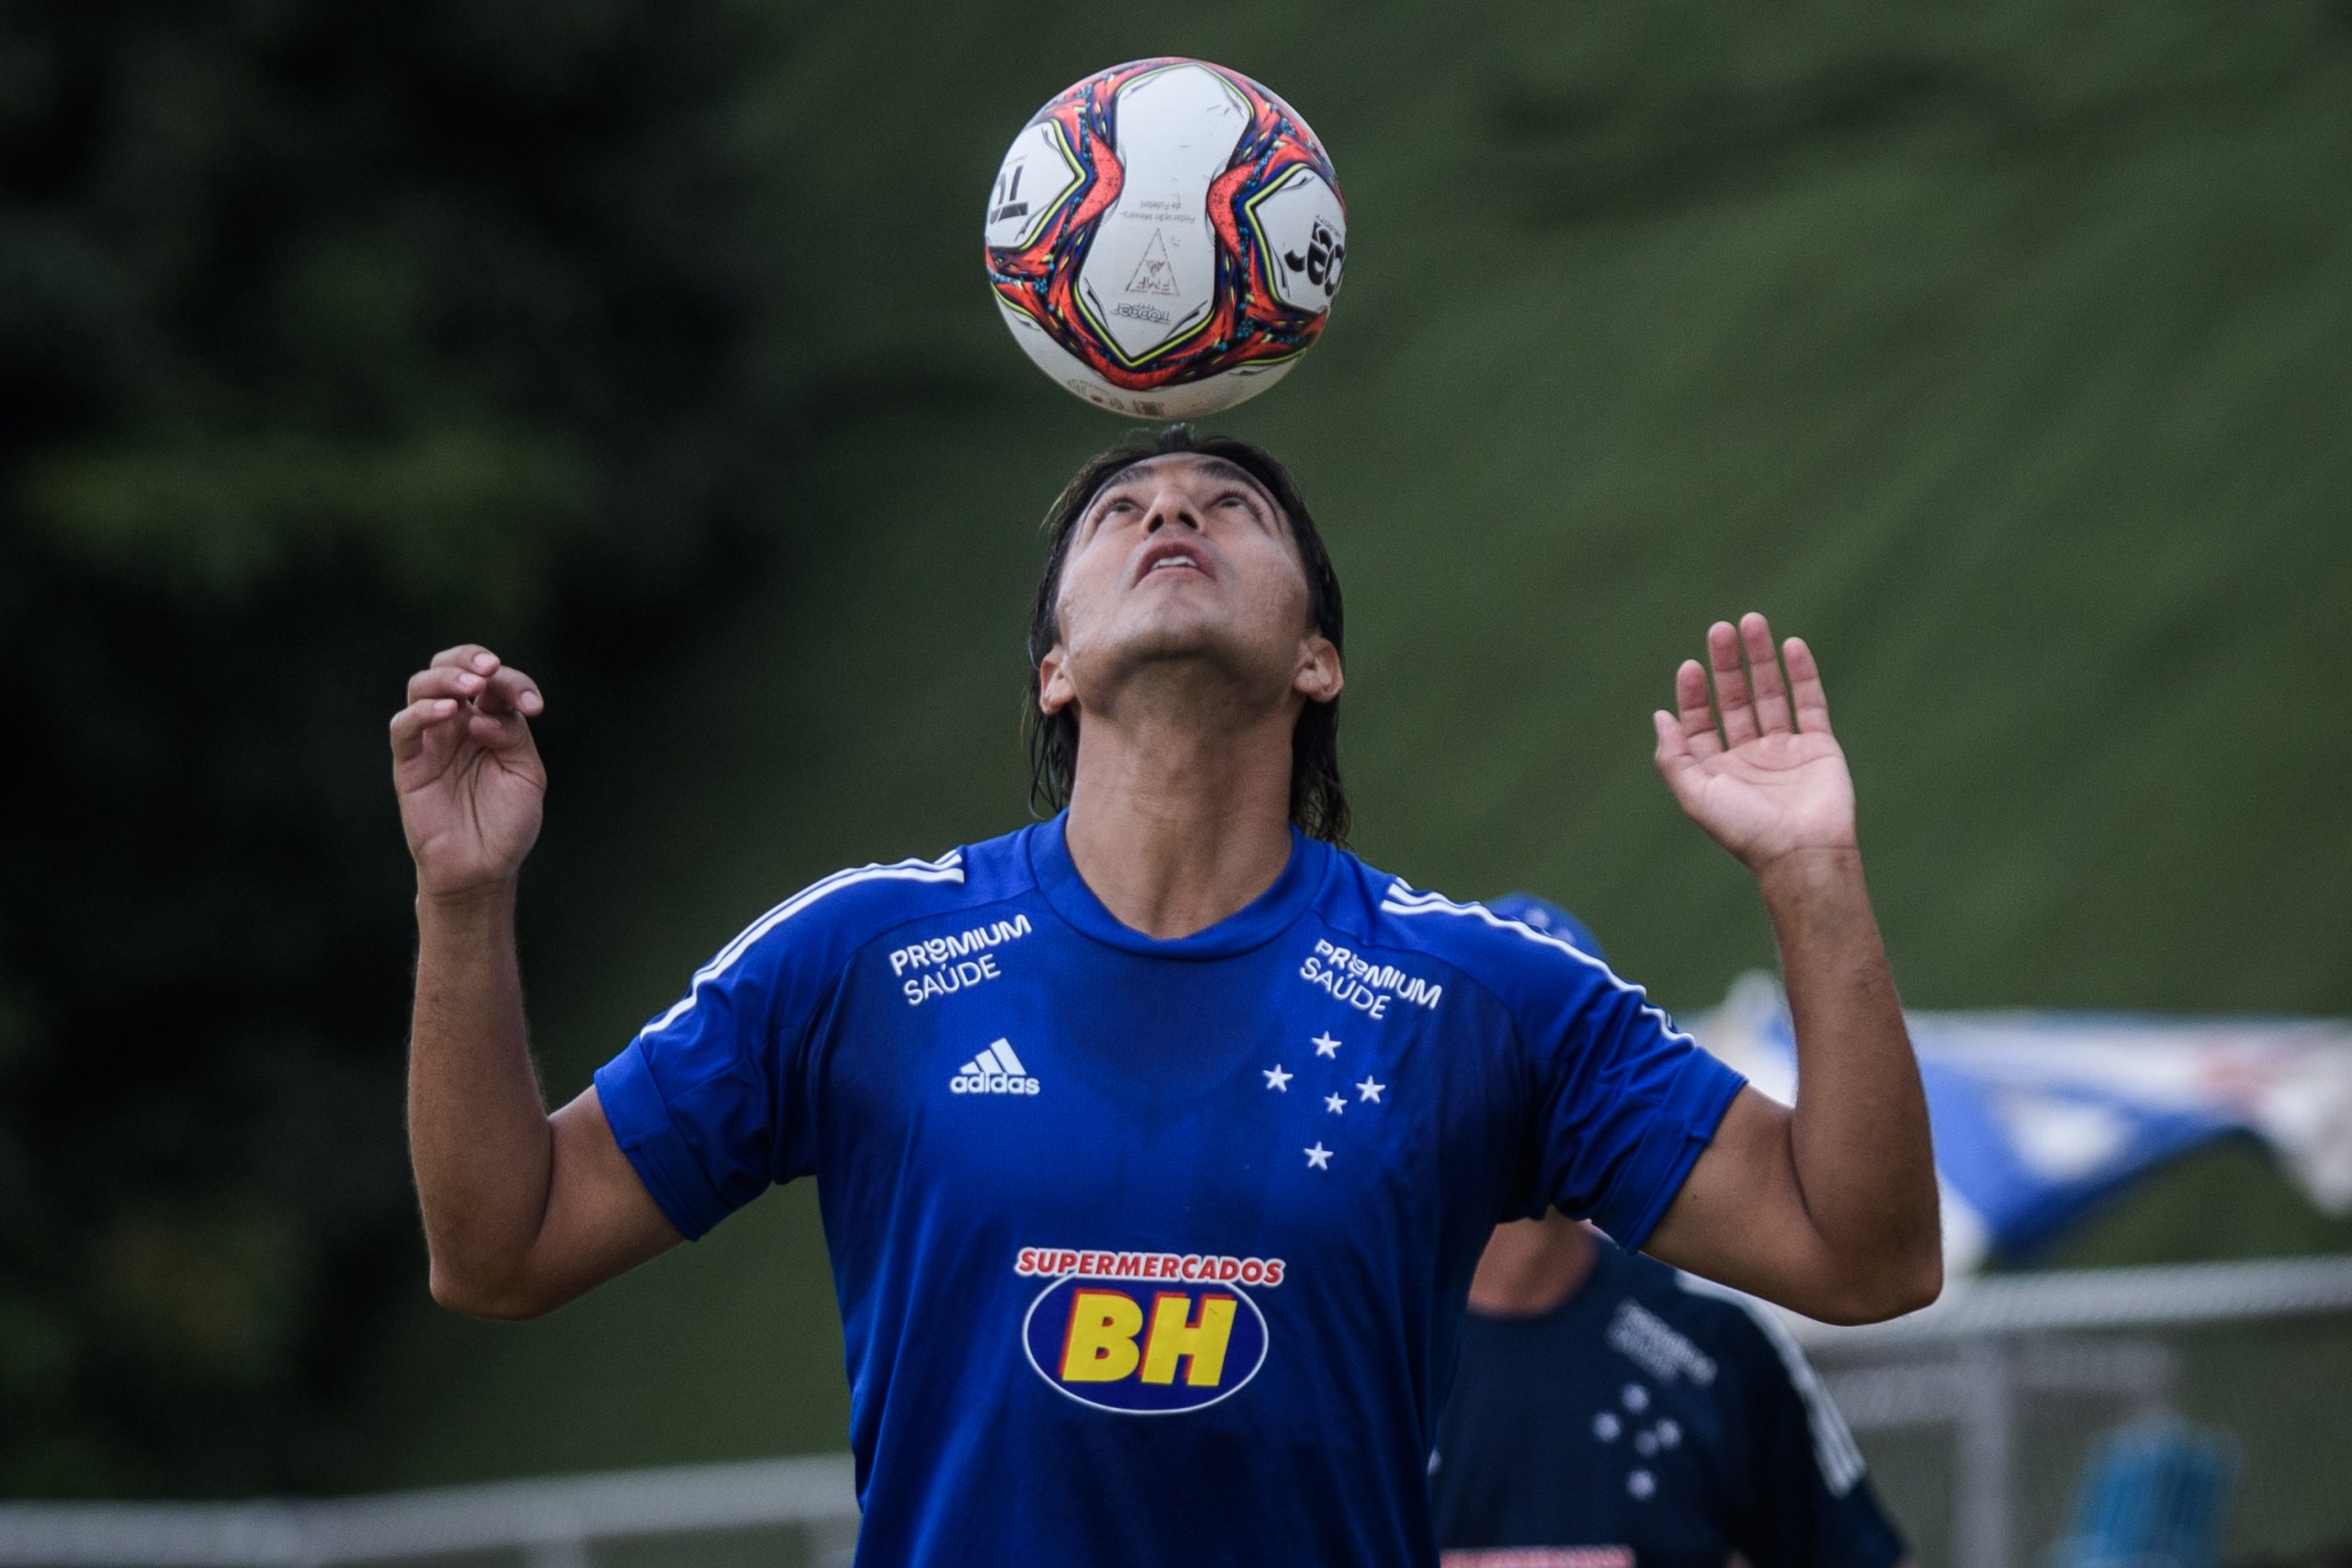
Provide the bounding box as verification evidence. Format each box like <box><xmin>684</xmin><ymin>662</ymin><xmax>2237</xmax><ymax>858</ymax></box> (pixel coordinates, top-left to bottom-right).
<box><xmin>983</xmin><ymin>59</ymin><xmax>1347</xmax><ymax>420</ymax></box>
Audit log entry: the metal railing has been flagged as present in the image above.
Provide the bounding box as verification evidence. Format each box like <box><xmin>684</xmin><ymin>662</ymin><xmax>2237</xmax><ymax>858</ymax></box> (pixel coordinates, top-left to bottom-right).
<box><xmin>0</xmin><ymin>1456</ymin><xmax>857</xmax><ymax>1568</ymax></box>
<box><xmin>1794</xmin><ymin>1254</ymin><xmax>2352</xmax><ymax>1568</ymax></box>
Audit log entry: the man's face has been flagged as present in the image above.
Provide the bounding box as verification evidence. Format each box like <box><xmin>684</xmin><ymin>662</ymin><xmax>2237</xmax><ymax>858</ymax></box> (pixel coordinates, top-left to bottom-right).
<box><xmin>1038</xmin><ymin>454</ymin><xmax>1341</xmax><ymax>723</ymax></box>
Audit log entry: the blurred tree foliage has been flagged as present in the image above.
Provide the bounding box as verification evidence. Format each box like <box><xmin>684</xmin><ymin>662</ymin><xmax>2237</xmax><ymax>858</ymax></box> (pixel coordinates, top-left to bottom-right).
<box><xmin>0</xmin><ymin>0</ymin><xmax>795</xmax><ymax>1494</ymax></box>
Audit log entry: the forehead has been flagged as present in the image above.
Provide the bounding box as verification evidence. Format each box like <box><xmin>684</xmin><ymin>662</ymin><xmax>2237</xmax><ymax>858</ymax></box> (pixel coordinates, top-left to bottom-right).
<box><xmin>1087</xmin><ymin>453</ymin><xmax>1280</xmax><ymax>512</ymax></box>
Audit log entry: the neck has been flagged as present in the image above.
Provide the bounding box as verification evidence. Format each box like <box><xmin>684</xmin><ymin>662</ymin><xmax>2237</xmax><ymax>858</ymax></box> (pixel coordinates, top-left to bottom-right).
<box><xmin>1061</xmin><ymin>693</ymin><xmax>1300</xmax><ymax>941</ymax></box>
<box><xmin>1465</xmin><ymin>1213</ymin><xmax>1599</xmax><ymax>1317</ymax></box>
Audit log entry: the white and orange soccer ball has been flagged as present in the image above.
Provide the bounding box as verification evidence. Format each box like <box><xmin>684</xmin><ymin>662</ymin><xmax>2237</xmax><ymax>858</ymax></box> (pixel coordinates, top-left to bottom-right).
<box><xmin>983</xmin><ymin>58</ymin><xmax>1348</xmax><ymax>420</ymax></box>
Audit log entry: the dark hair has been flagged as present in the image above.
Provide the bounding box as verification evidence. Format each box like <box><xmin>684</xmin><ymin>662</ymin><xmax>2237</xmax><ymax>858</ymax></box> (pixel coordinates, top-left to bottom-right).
<box><xmin>1023</xmin><ymin>423</ymin><xmax>1350</xmax><ymax>844</ymax></box>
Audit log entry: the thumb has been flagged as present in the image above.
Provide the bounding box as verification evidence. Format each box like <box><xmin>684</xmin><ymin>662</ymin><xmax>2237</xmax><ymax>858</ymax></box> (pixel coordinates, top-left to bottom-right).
<box><xmin>1652</xmin><ymin>709</ymin><xmax>1697</xmax><ymax>779</ymax></box>
<box><xmin>465</xmin><ymin>705</ymin><xmax>535</xmax><ymax>754</ymax></box>
<box><xmin>1652</xmin><ymin>710</ymin><xmax>1709</xmax><ymax>811</ymax></box>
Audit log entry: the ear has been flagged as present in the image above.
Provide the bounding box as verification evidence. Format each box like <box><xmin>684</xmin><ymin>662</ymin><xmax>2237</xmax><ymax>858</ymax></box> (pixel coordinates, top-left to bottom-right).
<box><xmin>1037</xmin><ymin>645</ymin><xmax>1077</xmax><ymax>717</ymax></box>
<box><xmin>1292</xmin><ymin>635</ymin><xmax>1344</xmax><ymax>705</ymax></box>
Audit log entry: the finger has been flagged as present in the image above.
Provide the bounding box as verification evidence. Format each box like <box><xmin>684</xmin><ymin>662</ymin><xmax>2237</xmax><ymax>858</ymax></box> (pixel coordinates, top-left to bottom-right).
<box><xmin>1740</xmin><ymin>612</ymin><xmax>1791</xmax><ymax>735</ymax></box>
<box><xmin>407</xmin><ymin>665</ymin><xmax>488</xmax><ymax>704</ymax></box>
<box><xmin>1674</xmin><ymin>659</ymin><xmax>1723</xmax><ymax>761</ymax></box>
<box><xmin>430</xmin><ymin>644</ymin><xmax>503</xmax><ymax>676</ymax></box>
<box><xmin>476</xmin><ymin>664</ymin><xmax>545</xmax><ymax>718</ymax></box>
<box><xmin>1706</xmin><ymin>621</ymin><xmax>1758</xmax><ymax>747</ymax></box>
<box><xmin>389</xmin><ymin>697</ymin><xmax>461</xmax><ymax>762</ymax></box>
<box><xmin>1785</xmin><ymin>636</ymin><xmax>1833</xmax><ymax>734</ymax></box>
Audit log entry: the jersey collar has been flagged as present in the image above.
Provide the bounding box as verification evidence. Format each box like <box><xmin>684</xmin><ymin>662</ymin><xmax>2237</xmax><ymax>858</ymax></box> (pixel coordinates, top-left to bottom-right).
<box><xmin>1027</xmin><ymin>811</ymin><xmax>1329</xmax><ymax>960</ymax></box>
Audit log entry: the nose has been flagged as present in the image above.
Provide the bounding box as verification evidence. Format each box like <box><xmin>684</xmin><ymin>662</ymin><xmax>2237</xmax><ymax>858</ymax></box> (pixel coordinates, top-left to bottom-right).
<box><xmin>1144</xmin><ymin>487</ymin><xmax>1203</xmax><ymax>534</ymax></box>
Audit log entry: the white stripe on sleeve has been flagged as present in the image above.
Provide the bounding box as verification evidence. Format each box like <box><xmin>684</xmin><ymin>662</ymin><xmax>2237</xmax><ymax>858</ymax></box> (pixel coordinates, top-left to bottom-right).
<box><xmin>1376</xmin><ymin>884</ymin><xmax>1694</xmax><ymax>1046</ymax></box>
<box><xmin>639</xmin><ymin>852</ymin><xmax>965</xmax><ymax>1039</ymax></box>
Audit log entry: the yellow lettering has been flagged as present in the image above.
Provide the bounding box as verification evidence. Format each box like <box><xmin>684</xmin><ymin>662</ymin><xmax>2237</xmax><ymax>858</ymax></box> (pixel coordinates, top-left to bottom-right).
<box><xmin>1139</xmin><ymin>1292</ymin><xmax>1238</xmax><ymax>1387</ymax></box>
<box><xmin>1058</xmin><ymin>1290</ymin><xmax>1144</xmax><ymax>1382</ymax></box>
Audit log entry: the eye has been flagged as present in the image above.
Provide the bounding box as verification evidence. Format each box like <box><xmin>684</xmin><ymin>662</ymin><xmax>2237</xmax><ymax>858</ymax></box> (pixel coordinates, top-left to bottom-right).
<box><xmin>1086</xmin><ymin>497</ymin><xmax>1136</xmax><ymax>534</ymax></box>
<box><xmin>1217</xmin><ymin>490</ymin><xmax>1270</xmax><ymax>525</ymax></box>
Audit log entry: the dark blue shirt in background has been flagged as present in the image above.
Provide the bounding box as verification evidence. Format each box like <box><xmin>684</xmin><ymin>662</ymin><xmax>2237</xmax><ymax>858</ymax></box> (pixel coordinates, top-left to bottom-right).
<box><xmin>1430</xmin><ymin>1240</ymin><xmax>1907</xmax><ymax>1568</ymax></box>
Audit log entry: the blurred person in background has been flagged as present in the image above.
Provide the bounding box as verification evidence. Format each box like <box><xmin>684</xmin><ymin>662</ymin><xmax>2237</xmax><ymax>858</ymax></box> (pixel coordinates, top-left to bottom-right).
<box><xmin>390</xmin><ymin>425</ymin><xmax>1939</xmax><ymax>1567</ymax></box>
<box><xmin>1430</xmin><ymin>896</ymin><xmax>1910</xmax><ymax>1568</ymax></box>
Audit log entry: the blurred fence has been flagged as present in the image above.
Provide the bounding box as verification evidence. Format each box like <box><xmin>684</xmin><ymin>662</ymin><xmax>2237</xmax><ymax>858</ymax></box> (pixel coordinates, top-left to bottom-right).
<box><xmin>1798</xmin><ymin>1255</ymin><xmax>2352</xmax><ymax>1568</ymax></box>
<box><xmin>0</xmin><ymin>1458</ymin><xmax>858</xmax><ymax>1568</ymax></box>
<box><xmin>6</xmin><ymin>1258</ymin><xmax>2350</xmax><ymax>1568</ymax></box>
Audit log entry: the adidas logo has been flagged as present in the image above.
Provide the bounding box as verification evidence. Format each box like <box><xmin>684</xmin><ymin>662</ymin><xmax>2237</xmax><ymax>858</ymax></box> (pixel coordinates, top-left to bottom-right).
<box><xmin>950</xmin><ymin>1038</ymin><xmax>1041</xmax><ymax>1096</ymax></box>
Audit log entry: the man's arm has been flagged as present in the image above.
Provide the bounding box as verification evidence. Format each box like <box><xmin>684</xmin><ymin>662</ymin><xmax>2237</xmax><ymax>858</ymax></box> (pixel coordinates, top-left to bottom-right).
<box><xmin>1638</xmin><ymin>615</ymin><xmax>1940</xmax><ymax>1325</ymax></box>
<box><xmin>395</xmin><ymin>644</ymin><xmax>678</xmax><ymax>1320</ymax></box>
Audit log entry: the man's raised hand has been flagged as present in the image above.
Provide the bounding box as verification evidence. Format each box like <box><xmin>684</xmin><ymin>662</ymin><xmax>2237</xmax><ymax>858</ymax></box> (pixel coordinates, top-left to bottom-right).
<box><xmin>1651</xmin><ymin>613</ymin><xmax>1859</xmax><ymax>874</ymax></box>
<box><xmin>390</xmin><ymin>645</ymin><xmax>548</xmax><ymax>901</ymax></box>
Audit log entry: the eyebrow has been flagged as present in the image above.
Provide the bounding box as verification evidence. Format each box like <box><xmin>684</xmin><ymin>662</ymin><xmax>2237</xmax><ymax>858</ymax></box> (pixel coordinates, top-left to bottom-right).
<box><xmin>1191</xmin><ymin>457</ymin><xmax>1266</xmax><ymax>494</ymax></box>
<box><xmin>1092</xmin><ymin>457</ymin><xmax>1276</xmax><ymax>511</ymax></box>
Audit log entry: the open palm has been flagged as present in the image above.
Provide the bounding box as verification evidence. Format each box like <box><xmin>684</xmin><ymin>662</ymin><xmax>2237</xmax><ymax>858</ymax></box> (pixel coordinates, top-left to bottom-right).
<box><xmin>1652</xmin><ymin>613</ymin><xmax>1857</xmax><ymax>872</ymax></box>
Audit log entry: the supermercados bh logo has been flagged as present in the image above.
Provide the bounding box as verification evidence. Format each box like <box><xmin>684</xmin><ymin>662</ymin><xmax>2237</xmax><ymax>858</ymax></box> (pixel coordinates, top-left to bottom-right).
<box><xmin>1015</xmin><ymin>1247</ymin><xmax>1283</xmax><ymax>1415</ymax></box>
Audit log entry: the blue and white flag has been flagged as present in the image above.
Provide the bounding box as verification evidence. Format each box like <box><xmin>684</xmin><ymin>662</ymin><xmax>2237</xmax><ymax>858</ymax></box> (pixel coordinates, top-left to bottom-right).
<box><xmin>1691</xmin><ymin>976</ymin><xmax>2352</xmax><ymax>1272</ymax></box>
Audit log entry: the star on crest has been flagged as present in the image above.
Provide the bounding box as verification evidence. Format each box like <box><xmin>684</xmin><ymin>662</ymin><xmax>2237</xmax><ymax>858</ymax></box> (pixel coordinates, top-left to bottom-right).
<box><xmin>1356</xmin><ymin>1076</ymin><xmax>1386</xmax><ymax>1104</ymax></box>
<box><xmin>1324</xmin><ymin>1093</ymin><xmax>1346</xmax><ymax>1114</ymax></box>
<box><xmin>1311</xmin><ymin>1032</ymin><xmax>1343</xmax><ymax>1058</ymax></box>
<box><xmin>1305</xmin><ymin>1142</ymin><xmax>1332</xmax><ymax>1170</ymax></box>
<box><xmin>1263</xmin><ymin>1065</ymin><xmax>1293</xmax><ymax>1091</ymax></box>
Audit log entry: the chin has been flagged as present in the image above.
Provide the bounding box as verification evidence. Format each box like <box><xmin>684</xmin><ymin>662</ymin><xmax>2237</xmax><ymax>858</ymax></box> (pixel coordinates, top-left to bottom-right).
<box><xmin>1085</xmin><ymin>615</ymin><xmax>1269</xmax><ymax>691</ymax></box>
<box><xmin>1106</xmin><ymin>602</ymin><xmax>1239</xmax><ymax>661</ymax></box>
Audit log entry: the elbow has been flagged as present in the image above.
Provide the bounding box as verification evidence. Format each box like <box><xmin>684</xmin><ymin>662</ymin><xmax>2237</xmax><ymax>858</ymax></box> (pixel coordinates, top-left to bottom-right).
<box><xmin>1905</xmin><ymin>1247</ymin><xmax>1947</xmax><ymax>1315</ymax></box>
<box><xmin>428</xmin><ymin>1259</ymin><xmax>558</xmax><ymax>1322</ymax></box>
<box><xmin>1812</xmin><ymin>1245</ymin><xmax>1943</xmax><ymax>1327</ymax></box>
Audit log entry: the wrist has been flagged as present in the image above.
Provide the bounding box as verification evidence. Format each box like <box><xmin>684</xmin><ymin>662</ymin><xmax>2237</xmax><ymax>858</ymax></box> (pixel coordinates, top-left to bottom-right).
<box><xmin>1750</xmin><ymin>843</ymin><xmax>1863</xmax><ymax>899</ymax></box>
<box><xmin>415</xmin><ymin>875</ymin><xmax>520</xmax><ymax>921</ymax></box>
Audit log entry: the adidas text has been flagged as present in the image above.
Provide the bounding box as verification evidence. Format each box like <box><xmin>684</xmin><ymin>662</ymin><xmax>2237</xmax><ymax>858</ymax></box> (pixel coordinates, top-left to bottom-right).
<box><xmin>950</xmin><ymin>1038</ymin><xmax>1041</xmax><ymax>1096</ymax></box>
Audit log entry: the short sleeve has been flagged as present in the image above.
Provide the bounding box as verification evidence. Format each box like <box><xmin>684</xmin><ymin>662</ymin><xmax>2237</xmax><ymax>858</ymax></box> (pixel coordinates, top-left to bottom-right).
<box><xmin>593</xmin><ymin>916</ymin><xmax>818</xmax><ymax>1241</ymax></box>
<box><xmin>1520</xmin><ymin>958</ymin><xmax>1746</xmax><ymax>1250</ymax></box>
<box><xmin>1730</xmin><ymin>1310</ymin><xmax>1909</xmax><ymax>1568</ymax></box>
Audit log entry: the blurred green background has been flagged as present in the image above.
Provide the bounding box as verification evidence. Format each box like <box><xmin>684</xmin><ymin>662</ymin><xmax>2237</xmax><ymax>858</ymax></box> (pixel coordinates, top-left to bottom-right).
<box><xmin>6</xmin><ymin>0</ymin><xmax>2349</xmax><ymax>1559</ymax></box>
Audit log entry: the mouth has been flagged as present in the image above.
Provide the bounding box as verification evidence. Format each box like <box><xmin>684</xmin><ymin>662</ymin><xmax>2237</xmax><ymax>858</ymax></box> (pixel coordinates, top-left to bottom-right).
<box><xmin>1133</xmin><ymin>537</ymin><xmax>1216</xmax><ymax>584</ymax></box>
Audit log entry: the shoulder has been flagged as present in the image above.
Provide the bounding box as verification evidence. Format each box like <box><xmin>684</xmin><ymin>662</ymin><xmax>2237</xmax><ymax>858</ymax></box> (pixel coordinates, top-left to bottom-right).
<box><xmin>701</xmin><ymin>826</ymin><xmax>1039</xmax><ymax>987</ymax></box>
<box><xmin>1317</xmin><ymin>853</ymin><xmax>1645</xmax><ymax>1021</ymax></box>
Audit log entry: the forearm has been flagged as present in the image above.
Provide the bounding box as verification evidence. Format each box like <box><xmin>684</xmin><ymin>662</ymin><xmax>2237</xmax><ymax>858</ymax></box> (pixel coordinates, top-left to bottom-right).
<box><xmin>407</xmin><ymin>880</ymin><xmax>556</xmax><ymax>1312</ymax></box>
<box><xmin>1760</xmin><ymin>848</ymin><xmax>1941</xmax><ymax>1302</ymax></box>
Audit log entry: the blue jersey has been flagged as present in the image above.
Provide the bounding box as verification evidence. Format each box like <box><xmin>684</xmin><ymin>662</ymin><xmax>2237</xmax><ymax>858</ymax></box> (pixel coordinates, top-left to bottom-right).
<box><xmin>1430</xmin><ymin>1242</ymin><xmax>1906</xmax><ymax>1568</ymax></box>
<box><xmin>594</xmin><ymin>817</ymin><xmax>1745</xmax><ymax>1568</ymax></box>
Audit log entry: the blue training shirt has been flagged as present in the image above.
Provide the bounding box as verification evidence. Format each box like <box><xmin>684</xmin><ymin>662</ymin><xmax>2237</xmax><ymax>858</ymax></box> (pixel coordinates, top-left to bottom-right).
<box><xmin>594</xmin><ymin>816</ymin><xmax>1746</xmax><ymax>1568</ymax></box>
